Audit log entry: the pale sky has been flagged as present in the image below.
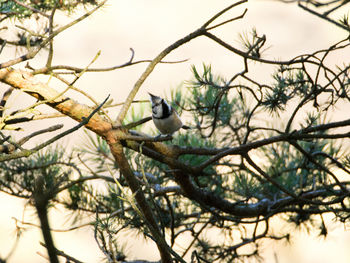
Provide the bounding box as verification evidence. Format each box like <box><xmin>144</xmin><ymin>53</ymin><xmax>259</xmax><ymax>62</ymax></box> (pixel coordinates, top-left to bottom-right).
<box><xmin>0</xmin><ymin>0</ymin><xmax>349</xmax><ymax>262</ymax></box>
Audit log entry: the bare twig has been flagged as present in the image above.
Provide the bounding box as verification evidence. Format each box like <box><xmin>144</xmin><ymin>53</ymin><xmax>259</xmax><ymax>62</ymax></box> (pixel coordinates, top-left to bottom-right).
<box><xmin>0</xmin><ymin>87</ymin><xmax>14</xmax><ymax>117</ymax></box>
<box><xmin>298</xmin><ymin>1</ymin><xmax>350</xmax><ymax>32</ymax></box>
<box><xmin>46</xmin><ymin>6</ymin><xmax>57</xmax><ymax>68</ymax></box>
<box><xmin>0</xmin><ymin>95</ymin><xmax>110</xmax><ymax>162</ymax></box>
<box><xmin>40</xmin><ymin>242</ymin><xmax>84</xmax><ymax>263</ymax></box>
<box><xmin>0</xmin><ymin>124</ymin><xmax>63</xmax><ymax>154</ymax></box>
<box><xmin>32</xmin><ymin>47</ymin><xmax>188</xmax><ymax>74</ymax></box>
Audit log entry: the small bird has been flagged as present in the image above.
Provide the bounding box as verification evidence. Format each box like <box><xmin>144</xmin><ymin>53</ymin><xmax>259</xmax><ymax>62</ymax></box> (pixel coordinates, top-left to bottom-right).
<box><xmin>149</xmin><ymin>93</ymin><xmax>188</xmax><ymax>135</ymax></box>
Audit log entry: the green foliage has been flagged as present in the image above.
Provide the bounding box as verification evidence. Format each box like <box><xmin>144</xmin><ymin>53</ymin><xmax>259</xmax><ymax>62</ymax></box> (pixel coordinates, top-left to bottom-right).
<box><xmin>168</xmin><ymin>86</ymin><xmax>185</xmax><ymax>115</ymax></box>
<box><xmin>0</xmin><ymin>146</ymin><xmax>65</xmax><ymax>194</ymax></box>
<box><xmin>94</xmin><ymin>214</ymin><xmax>127</xmax><ymax>262</ymax></box>
<box><xmin>0</xmin><ymin>0</ymin><xmax>98</xmax><ymax>20</ymax></box>
<box><xmin>186</xmin><ymin>64</ymin><xmax>244</xmax><ymax>140</ymax></box>
<box><xmin>0</xmin><ymin>0</ymin><xmax>32</xmax><ymax>19</ymax></box>
<box><xmin>232</xmin><ymin>171</ymin><xmax>262</xmax><ymax>200</ymax></box>
<box><xmin>261</xmin><ymin>138</ymin><xmax>338</xmax><ymax>198</ymax></box>
<box><xmin>339</xmin><ymin>13</ymin><xmax>350</xmax><ymax>28</ymax></box>
<box><xmin>181</xmin><ymin>62</ymin><xmax>348</xmax><ymax>228</ymax></box>
<box><xmin>79</xmin><ymin>129</ymin><xmax>114</xmax><ymax>172</ymax></box>
<box><xmin>262</xmin><ymin>67</ymin><xmax>311</xmax><ymax>114</ymax></box>
<box><xmin>238</xmin><ymin>27</ymin><xmax>266</xmax><ymax>58</ymax></box>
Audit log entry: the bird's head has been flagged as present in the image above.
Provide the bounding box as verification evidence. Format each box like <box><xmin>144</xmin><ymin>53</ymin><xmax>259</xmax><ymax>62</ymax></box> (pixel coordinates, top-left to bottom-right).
<box><xmin>148</xmin><ymin>92</ymin><xmax>163</xmax><ymax>105</ymax></box>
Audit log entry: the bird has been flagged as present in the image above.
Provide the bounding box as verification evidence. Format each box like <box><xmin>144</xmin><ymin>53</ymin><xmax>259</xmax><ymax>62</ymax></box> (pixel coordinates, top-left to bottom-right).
<box><xmin>149</xmin><ymin>93</ymin><xmax>189</xmax><ymax>135</ymax></box>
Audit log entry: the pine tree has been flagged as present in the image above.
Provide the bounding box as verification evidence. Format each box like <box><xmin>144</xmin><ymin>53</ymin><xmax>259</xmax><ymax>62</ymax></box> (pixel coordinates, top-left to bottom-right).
<box><xmin>0</xmin><ymin>1</ymin><xmax>350</xmax><ymax>262</ymax></box>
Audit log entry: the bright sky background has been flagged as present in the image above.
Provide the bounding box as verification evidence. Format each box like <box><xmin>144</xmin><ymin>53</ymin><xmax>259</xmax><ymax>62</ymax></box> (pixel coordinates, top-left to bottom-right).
<box><xmin>0</xmin><ymin>0</ymin><xmax>349</xmax><ymax>262</ymax></box>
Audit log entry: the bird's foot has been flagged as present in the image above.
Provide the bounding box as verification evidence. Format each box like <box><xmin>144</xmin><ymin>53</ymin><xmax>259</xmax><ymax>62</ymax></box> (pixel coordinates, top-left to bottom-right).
<box><xmin>153</xmin><ymin>134</ymin><xmax>173</xmax><ymax>141</ymax></box>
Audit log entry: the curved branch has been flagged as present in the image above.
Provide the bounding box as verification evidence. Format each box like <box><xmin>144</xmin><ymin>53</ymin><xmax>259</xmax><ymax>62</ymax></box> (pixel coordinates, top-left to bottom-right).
<box><xmin>298</xmin><ymin>1</ymin><xmax>350</xmax><ymax>32</ymax></box>
<box><xmin>0</xmin><ymin>0</ymin><xmax>107</xmax><ymax>69</ymax></box>
<box><xmin>115</xmin><ymin>0</ymin><xmax>248</xmax><ymax>124</ymax></box>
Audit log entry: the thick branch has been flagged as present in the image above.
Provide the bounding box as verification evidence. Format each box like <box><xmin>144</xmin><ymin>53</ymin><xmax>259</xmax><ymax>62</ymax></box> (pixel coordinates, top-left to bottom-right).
<box><xmin>107</xmin><ymin>141</ymin><xmax>173</xmax><ymax>263</ymax></box>
<box><xmin>33</xmin><ymin>176</ymin><xmax>59</xmax><ymax>263</ymax></box>
<box><xmin>0</xmin><ymin>68</ymin><xmax>112</xmax><ymax>135</ymax></box>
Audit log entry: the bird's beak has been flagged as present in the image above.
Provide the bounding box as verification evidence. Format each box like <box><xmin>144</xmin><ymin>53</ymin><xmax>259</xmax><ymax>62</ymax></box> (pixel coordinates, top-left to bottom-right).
<box><xmin>148</xmin><ymin>92</ymin><xmax>156</xmax><ymax>98</ymax></box>
<box><xmin>148</xmin><ymin>93</ymin><xmax>159</xmax><ymax>102</ymax></box>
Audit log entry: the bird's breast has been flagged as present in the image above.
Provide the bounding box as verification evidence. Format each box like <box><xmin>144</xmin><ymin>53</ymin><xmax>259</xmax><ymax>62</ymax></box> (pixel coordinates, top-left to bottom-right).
<box><xmin>152</xmin><ymin>113</ymin><xmax>183</xmax><ymax>134</ymax></box>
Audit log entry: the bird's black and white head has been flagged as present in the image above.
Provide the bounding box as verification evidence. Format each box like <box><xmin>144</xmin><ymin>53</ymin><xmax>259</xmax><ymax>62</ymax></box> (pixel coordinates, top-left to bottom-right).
<box><xmin>149</xmin><ymin>93</ymin><xmax>172</xmax><ymax>119</ymax></box>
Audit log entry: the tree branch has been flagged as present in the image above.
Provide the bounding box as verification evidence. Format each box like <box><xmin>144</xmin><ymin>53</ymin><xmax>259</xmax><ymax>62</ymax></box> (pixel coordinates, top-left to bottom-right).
<box><xmin>108</xmin><ymin>142</ymin><xmax>175</xmax><ymax>263</ymax></box>
<box><xmin>115</xmin><ymin>0</ymin><xmax>248</xmax><ymax>124</ymax></box>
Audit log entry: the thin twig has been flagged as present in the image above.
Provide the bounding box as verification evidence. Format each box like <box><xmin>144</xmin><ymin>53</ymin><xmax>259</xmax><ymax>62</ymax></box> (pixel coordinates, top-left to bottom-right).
<box><xmin>0</xmin><ymin>0</ymin><xmax>107</xmax><ymax>69</ymax></box>
<box><xmin>40</xmin><ymin>242</ymin><xmax>84</xmax><ymax>263</ymax></box>
<box><xmin>34</xmin><ymin>46</ymin><xmax>185</xmax><ymax>74</ymax></box>
<box><xmin>112</xmin><ymin>116</ymin><xmax>152</xmax><ymax>130</ymax></box>
<box><xmin>0</xmin><ymin>95</ymin><xmax>110</xmax><ymax>162</ymax></box>
<box><xmin>46</xmin><ymin>6</ymin><xmax>57</xmax><ymax>68</ymax></box>
<box><xmin>206</xmin><ymin>8</ymin><xmax>248</xmax><ymax>31</ymax></box>
<box><xmin>13</xmin><ymin>217</ymin><xmax>92</xmax><ymax>233</ymax></box>
<box><xmin>51</xmin><ymin>70</ymin><xmax>113</xmax><ymax>123</ymax></box>
<box><xmin>298</xmin><ymin>2</ymin><xmax>350</xmax><ymax>31</ymax></box>
<box><xmin>12</xmin><ymin>0</ymin><xmax>50</xmax><ymax>18</ymax></box>
<box><xmin>0</xmin><ymin>87</ymin><xmax>14</xmax><ymax>117</ymax></box>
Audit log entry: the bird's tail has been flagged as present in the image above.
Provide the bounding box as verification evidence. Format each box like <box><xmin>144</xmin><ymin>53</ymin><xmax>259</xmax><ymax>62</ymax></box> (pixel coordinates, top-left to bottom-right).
<box><xmin>182</xmin><ymin>125</ymin><xmax>191</xmax><ymax>130</ymax></box>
